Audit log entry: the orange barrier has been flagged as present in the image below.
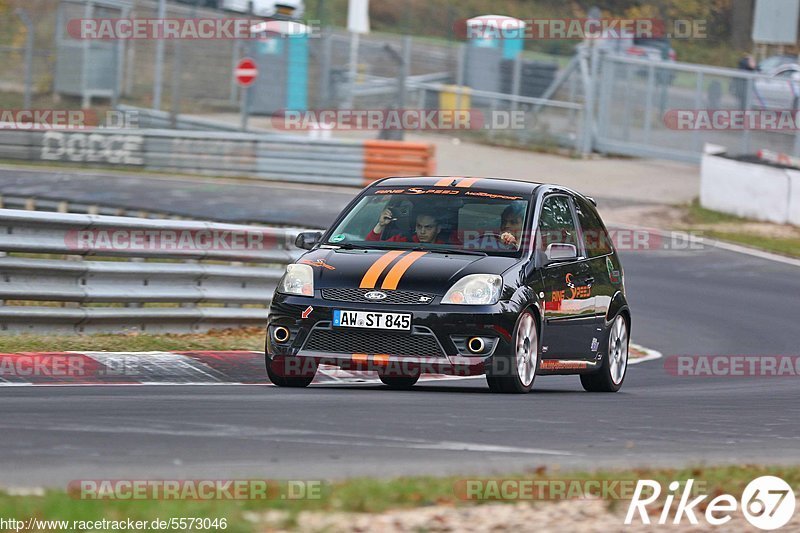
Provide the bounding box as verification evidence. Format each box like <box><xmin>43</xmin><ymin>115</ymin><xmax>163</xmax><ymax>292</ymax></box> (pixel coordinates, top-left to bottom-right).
<box><xmin>363</xmin><ymin>140</ymin><xmax>436</xmax><ymax>184</ymax></box>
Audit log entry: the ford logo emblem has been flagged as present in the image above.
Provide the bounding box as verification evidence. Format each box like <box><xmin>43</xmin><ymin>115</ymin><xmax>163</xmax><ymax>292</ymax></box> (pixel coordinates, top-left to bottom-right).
<box><xmin>364</xmin><ymin>291</ymin><xmax>387</xmax><ymax>300</ymax></box>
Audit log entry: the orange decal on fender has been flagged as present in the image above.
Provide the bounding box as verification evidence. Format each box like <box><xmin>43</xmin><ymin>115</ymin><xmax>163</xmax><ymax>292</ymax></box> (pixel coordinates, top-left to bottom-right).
<box><xmin>359</xmin><ymin>250</ymin><xmax>406</xmax><ymax>289</ymax></box>
<box><xmin>381</xmin><ymin>251</ymin><xmax>427</xmax><ymax>290</ymax></box>
<box><xmin>300</xmin><ymin>259</ymin><xmax>336</xmax><ymax>270</ymax></box>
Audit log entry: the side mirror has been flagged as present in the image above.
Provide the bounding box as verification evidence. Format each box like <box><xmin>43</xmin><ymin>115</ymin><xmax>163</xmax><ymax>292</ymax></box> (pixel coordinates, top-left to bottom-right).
<box><xmin>295</xmin><ymin>231</ymin><xmax>323</xmax><ymax>250</ymax></box>
<box><xmin>545</xmin><ymin>243</ymin><xmax>578</xmax><ymax>263</ymax></box>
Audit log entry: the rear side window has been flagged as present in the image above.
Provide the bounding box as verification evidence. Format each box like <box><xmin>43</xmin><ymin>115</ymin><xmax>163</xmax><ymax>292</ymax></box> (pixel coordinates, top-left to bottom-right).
<box><xmin>537</xmin><ymin>195</ymin><xmax>579</xmax><ymax>251</ymax></box>
<box><xmin>575</xmin><ymin>197</ymin><xmax>613</xmax><ymax>257</ymax></box>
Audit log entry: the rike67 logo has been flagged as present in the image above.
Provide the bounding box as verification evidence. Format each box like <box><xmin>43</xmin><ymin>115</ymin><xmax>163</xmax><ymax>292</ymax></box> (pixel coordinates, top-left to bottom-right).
<box><xmin>625</xmin><ymin>476</ymin><xmax>796</xmax><ymax>530</ymax></box>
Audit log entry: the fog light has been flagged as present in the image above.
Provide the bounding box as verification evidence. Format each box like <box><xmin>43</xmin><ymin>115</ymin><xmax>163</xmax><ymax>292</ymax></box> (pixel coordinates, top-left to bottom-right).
<box><xmin>467</xmin><ymin>337</ymin><xmax>485</xmax><ymax>354</ymax></box>
<box><xmin>272</xmin><ymin>326</ymin><xmax>290</xmax><ymax>344</ymax></box>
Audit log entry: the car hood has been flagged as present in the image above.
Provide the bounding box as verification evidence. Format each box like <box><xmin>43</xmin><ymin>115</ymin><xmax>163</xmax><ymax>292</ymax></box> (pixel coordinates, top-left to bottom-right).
<box><xmin>298</xmin><ymin>247</ymin><xmax>520</xmax><ymax>295</ymax></box>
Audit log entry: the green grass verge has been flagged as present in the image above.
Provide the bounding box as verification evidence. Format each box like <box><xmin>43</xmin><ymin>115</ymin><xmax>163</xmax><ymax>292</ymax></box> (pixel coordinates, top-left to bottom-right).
<box><xmin>0</xmin><ymin>328</ymin><xmax>266</xmax><ymax>352</ymax></box>
<box><xmin>703</xmin><ymin>230</ymin><xmax>800</xmax><ymax>258</ymax></box>
<box><xmin>681</xmin><ymin>201</ymin><xmax>800</xmax><ymax>259</ymax></box>
<box><xmin>684</xmin><ymin>201</ymin><xmax>749</xmax><ymax>225</ymax></box>
<box><xmin>1</xmin><ymin>465</ymin><xmax>797</xmax><ymax>532</ymax></box>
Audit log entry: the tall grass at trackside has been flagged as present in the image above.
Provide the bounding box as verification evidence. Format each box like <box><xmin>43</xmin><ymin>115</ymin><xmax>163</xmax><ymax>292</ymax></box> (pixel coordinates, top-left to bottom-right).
<box><xmin>0</xmin><ymin>465</ymin><xmax>798</xmax><ymax>532</ymax></box>
<box><xmin>0</xmin><ymin>328</ymin><xmax>266</xmax><ymax>352</ymax></box>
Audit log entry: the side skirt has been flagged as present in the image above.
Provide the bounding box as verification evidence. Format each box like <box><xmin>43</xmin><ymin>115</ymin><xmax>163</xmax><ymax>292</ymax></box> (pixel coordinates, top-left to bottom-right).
<box><xmin>537</xmin><ymin>358</ymin><xmax>600</xmax><ymax>375</ymax></box>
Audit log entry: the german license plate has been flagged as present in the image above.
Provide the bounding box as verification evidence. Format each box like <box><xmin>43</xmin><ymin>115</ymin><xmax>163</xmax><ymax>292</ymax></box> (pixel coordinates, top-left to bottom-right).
<box><xmin>332</xmin><ymin>310</ymin><xmax>411</xmax><ymax>330</ymax></box>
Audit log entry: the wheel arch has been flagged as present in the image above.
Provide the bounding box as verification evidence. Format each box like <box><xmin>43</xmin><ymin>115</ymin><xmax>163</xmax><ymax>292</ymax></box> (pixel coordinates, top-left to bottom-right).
<box><xmin>605</xmin><ymin>290</ymin><xmax>631</xmax><ymax>331</ymax></box>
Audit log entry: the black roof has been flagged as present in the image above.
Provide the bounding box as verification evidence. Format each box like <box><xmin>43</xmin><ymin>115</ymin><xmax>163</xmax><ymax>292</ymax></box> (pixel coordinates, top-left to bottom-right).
<box><xmin>372</xmin><ymin>176</ymin><xmax>543</xmax><ymax>195</ymax></box>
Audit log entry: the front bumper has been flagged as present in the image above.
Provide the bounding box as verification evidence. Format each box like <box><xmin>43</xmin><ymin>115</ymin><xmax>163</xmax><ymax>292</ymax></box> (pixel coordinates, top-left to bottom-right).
<box><xmin>266</xmin><ymin>292</ymin><xmax>521</xmax><ymax>377</ymax></box>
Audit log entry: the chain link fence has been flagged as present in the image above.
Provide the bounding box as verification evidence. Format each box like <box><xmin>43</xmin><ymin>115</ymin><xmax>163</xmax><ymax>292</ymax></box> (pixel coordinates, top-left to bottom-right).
<box><xmin>6</xmin><ymin>0</ymin><xmax>794</xmax><ymax>162</ymax></box>
<box><xmin>593</xmin><ymin>52</ymin><xmax>800</xmax><ymax>162</ymax></box>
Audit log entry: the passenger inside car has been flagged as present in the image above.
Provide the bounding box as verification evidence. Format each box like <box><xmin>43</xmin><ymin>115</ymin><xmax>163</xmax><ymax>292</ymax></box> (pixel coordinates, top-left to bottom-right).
<box><xmin>366</xmin><ymin>208</ymin><xmax>451</xmax><ymax>244</ymax></box>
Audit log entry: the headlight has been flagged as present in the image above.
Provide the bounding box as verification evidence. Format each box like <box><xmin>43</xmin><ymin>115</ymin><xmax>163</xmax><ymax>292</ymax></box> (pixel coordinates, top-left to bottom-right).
<box><xmin>279</xmin><ymin>264</ymin><xmax>314</xmax><ymax>296</ymax></box>
<box><xmin>442</xmin><ymin>274</ymin><xmax>502</xmax><ymax>305</ymax></box>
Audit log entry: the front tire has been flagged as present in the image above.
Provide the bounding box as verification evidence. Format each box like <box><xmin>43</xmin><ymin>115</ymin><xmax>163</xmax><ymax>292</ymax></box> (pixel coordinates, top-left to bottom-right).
<box><xmin>266</xmin><ymin>356</ymin><xmax>317</xmax><ymax>388</ymax></box>
<box><xmin>379</xmin><ymin>373</ymin><xmax>420</xmax><ymax>389</ymax></box>
<box><xmin>486</xmin><ymin>311</ymin><xmax>538</xmax><ymax>393</ymax></box>
<box><xmin>581</xmin><ymin>314</ymin><xmax>629</xmax><ymax>393</ymax></box>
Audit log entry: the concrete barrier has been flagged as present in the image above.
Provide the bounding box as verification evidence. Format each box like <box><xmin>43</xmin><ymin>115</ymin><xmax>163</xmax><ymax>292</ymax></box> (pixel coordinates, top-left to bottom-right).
<box><xmin>789</xmin><ymin>170</ymin><xmax>800</xmax><ymax>226</ymax></box>
<box><xmin>700</xmin><ymin>147</ymin><xmax>796</xmax><ymax>226</ymax></box>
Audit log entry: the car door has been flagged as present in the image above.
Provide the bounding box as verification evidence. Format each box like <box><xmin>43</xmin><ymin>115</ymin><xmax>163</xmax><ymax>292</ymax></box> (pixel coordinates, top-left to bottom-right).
<box><xmin>536</xmin><ymin>194</ymin><xmax>596</xmax><ymax>361</ymax></box>
<box><xmin>574</xmin><ymin>196</ymin><xmax>615</xmax><ymax>354</ymax></box>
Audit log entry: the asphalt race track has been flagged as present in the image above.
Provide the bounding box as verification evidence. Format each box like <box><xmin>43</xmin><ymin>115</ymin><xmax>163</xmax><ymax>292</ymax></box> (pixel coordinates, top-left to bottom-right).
<box><xmin>0</xmin><ymin>166</ymin><xmax>648</xmax><ymax>228</ymax></box>
<box><xmin>1</xmin><ymin>167</ymin><xmax>799</xmax><ymax>485</ymax></box>
<box><xmin>1</xmin><ymin>227</ymin><xmax>799</xmax><ymax>485</ymax></box>
<box><xmin>0</xmin><ymin>167</ymin><xmax>353</xmax><ymax>228</ymax></box>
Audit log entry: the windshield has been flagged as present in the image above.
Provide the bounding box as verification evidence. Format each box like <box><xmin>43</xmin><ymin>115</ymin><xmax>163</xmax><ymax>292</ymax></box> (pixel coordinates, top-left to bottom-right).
<box><xmin>324</xmin><ymin>187</ymin><xmax>531</xmax><ymax>256</ymax></box>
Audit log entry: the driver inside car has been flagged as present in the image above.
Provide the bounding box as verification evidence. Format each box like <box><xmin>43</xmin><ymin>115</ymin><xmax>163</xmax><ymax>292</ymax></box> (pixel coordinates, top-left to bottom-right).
<box><xmin>366</xmin><ymin>208</ymin><xmax>450</xmax><ymax>244</ymax></box>
<box><xmin>499</xmin><ymin>203</ymin><xmax>525</xmax><ymax>248</ymax></box>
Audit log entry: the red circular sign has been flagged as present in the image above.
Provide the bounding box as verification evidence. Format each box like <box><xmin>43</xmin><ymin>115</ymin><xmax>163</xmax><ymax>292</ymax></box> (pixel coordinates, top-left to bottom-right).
<box><xmin>235</xmin><ymin>58</ymin><xmax>258</xmax><ymax>87</ymax></box>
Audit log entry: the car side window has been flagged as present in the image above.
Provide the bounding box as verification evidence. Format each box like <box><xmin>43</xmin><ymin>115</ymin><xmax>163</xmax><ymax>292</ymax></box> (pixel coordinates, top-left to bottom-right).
<box><xmin>575</xmin><ymin>197</ymin><xmax>613</xmax><ymax>257</ymax></box>
<box><xmin>537</xmin><ymin>195</ymin><xmax>580</xmax><ymax>253</ymax></box>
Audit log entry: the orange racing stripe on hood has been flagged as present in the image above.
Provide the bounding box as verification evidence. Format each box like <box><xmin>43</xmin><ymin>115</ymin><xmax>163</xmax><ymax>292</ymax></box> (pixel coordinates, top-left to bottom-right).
<box><xmin>359</xmin><ymin>250</ymin><xmax>406</xmax><ymax>289</ymax></box>
<box><xmin>380</xmin><ymin>251</ymin><xmax>428</xmax><ymax>290</ymax></box>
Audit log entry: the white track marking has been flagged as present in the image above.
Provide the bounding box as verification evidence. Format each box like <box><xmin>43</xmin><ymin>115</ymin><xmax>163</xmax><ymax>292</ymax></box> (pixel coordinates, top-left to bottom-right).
<box><xmin>1</xmin><ymin>346</ymin><xmax>662</xmax><ymax>386</ymax></box>
<box><xmin>629</xmin><ymin>344</ymin><xmax>663</xmax><ymax>365</ymax></box>
<box><xmin>73</xmin><ymin>351</ymin><xmax>227</xmax><ymax>382</ymax></box>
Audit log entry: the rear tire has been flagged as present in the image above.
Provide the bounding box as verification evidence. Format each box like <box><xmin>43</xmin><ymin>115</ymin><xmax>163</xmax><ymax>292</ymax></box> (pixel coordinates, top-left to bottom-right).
<box><xmin>486</xmin><ymin>311</ymin><xmax>538</xmax><ymax>394</ymax></box>
<box><xmin>581</xmin><ymin>314</ymin><xmax>629</xmax><ymax>393</ymax></box>
<box><xmin>266</xmin><ymin>356</ymin><xmax>316</xmax><ymax>388</ymax></box>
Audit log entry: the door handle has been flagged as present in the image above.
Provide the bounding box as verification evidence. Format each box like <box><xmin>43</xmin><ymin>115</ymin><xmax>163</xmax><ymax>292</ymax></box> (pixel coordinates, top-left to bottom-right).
<box><xmin>584</xmin><ymin>276</ymin><xmax>595</xmax><ymax>286</ymax></box>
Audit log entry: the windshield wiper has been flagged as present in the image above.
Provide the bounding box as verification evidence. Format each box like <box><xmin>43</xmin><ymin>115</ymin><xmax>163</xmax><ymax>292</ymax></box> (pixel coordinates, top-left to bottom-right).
<box><xmin>329</xmin><ymin>242</ymin><xmax>487</xmax><ymax>256</ymax></box>
<box><xmin>325</xmin><ymin>242</ymin><xmax>370</xmax><ymax>250</ymax></box>
<box><xmin>411</xmin><ymin>247</ymin><xmax>487</xmax><ymax>257</ymax></box>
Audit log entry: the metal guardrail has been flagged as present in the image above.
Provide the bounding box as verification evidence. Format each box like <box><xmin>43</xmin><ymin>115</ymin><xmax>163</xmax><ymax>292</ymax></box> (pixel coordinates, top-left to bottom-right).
<box><xmin>0</xmin><ymin>128</ymin><xmax>436</xmax><ymax>187</ymax></box>
<box><xmin>0</xmin><ymin>209</ymin><xmax>306</xmax><ymax>334</ymax></box>
<box><xmin>411</xmin><ymin>81</ymin><xmax>584</xmax><ymax>111</ymax></box>
<box><xmin>0</xmin><ymin>194</ymin><xmax>178</xmax><ymax>219</ymax></box>
<box><xmin>117</xmin><ymin>105</ymin><xmax>245</xmax><ymax>132</ymax></box>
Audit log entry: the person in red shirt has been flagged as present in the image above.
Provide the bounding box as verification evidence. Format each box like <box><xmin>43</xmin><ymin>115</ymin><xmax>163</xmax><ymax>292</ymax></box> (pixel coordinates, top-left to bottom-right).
<box><xmin>366</xmin><ymin>208</ymin><xmax>449</xmax><ymax>244</ymax></box>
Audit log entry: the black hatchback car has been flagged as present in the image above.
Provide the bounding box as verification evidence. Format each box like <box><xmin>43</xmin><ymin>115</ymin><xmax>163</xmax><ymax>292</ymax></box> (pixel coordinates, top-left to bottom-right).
<box><xmin>266</xmin><ymin>177</ymin><xmax>630</xmax><ymax>393</ymax></box>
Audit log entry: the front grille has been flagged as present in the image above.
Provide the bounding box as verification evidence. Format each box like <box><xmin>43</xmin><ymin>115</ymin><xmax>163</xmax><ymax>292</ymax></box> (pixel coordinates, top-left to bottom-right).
<box><xmin>302</xmin><ymin>326</ymin><xmax>445</xmax><ymax>357</ymax></box>
<box><xmin>322</xmin><ymin>288</ymin><xmax>434</xmax><ymax>305</ymax></box>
